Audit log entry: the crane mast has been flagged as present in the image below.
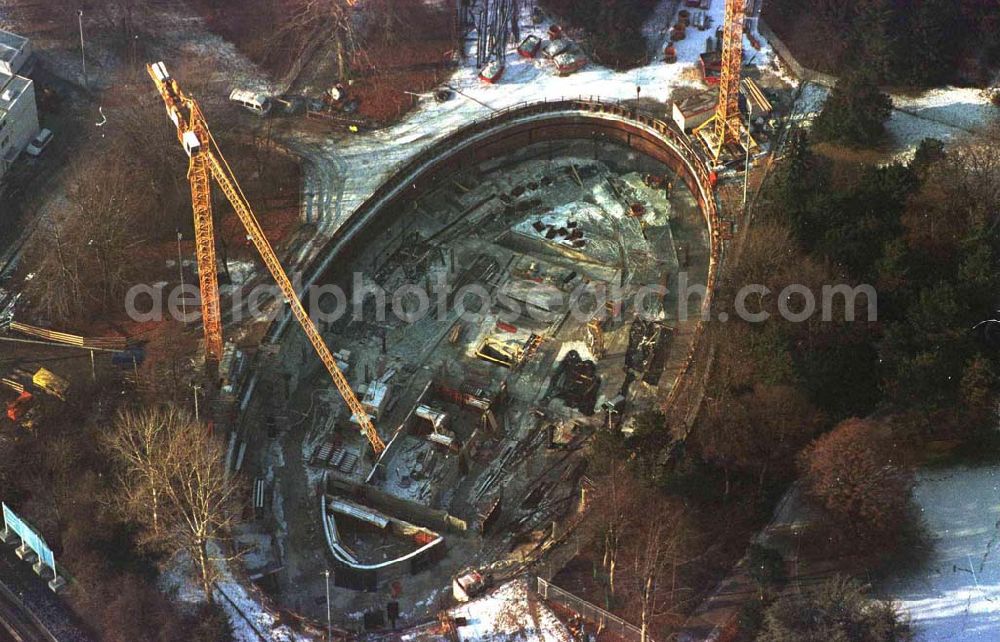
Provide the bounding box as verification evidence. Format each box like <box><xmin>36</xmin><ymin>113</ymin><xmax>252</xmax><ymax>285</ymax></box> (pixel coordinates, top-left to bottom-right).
<box><xmin>147</xmin><ymin>62</ymin><xmax>386</xmax><ymax>456</ymax></box>
<box><xmin>693</xmin><ymin>0</ymin><xmax>754</xmax><ymax>162</ymax></box>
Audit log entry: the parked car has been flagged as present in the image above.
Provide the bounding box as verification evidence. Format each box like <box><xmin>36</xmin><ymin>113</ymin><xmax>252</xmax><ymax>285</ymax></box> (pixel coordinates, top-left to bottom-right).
<box><xmin>554</xmin><ymin>52</ymin><xmax>588</xmax><ymax>76</ymax></box>
<box><xmin>542</xmin><ymin>38</ymin><xmax>571</xmax><ymax>59</ymax></box>
<box><xmin>229</xmin><ymin>89</ymin><xmax>272</xmax><ymax>116</ymax></box>
<box><xmin>517</xmin><ymin>35</ymin><xmax>542</xmax><ymax>58</ymax></box>
<box><xmin>479</xmin><ymin>60</ymin><xmax>505</xmax><ymax>84</ymax></box>
<box><xmin>25</xmin><ymin>128</ymin><xmax>53</xmax><ymax>157</ymax></box>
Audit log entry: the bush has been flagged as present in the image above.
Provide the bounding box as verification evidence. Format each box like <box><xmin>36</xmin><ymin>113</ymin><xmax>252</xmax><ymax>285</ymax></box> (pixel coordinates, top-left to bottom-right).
<box><xmin>758</xmin><ymin>575</ymin><xmax>913</xmax><ymax>642</ymax></box>
<box><xmin>747</xmin><ymin>544</ymin><xmax>786</xmax><ymax>594</ymax></box>
<box><xmin>188</xmin><ymin>603</ymin><xmax>234</xmax><ymax>642</ymax></box>
<box><xmin>798</xmin><ymin>418</ymin><xmax>913</xmax><ymax>545</ymax></box>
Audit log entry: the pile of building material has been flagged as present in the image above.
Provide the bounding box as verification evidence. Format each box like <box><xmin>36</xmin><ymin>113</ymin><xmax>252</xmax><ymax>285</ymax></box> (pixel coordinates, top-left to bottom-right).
<box><xmin>546</xmin><ymin>350</ymin><xmax>600</xmax><ymax>415</ymax></box>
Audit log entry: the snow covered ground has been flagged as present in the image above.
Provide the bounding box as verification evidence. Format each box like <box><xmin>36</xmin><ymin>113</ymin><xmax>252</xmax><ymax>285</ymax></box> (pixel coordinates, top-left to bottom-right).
<box><xmin>434</xmin><ymin>579</ymin><xmax>572</xmax><ymax>642</ymax></box>
<box><xmin>887</xmin><ymin>87</ymin><xmax>997</xmax><ymax>161</ymax></box>
<box><xmin>881</xmin><ymin>466</ymin><xmax>1000</xmax><ymax>642</ymax></box>
<box><xmin>160</xmin><ymin>544</ymin><xmax>312</xmax><ymax>642</ymax></box>
<box><xmin>783</xmin><ymin>82</ymin><xmax>996</xmax><ymax>162</ymax></box>
<box><xmin>293</xmin><ymin>0</ymin><xmax>778</xmax><ymax>244</ymax></box>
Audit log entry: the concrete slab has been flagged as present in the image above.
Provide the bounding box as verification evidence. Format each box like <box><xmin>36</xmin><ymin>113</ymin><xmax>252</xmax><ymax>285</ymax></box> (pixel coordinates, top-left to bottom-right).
<box><xmin>32</xmin><ymin>560</ymin><xmax>52</xmax><ymax>578</ymax></box>
<box><xmin>15</xmin><ymin>545</ymin><xmax>36</xmax><ymax>563</ymax></box>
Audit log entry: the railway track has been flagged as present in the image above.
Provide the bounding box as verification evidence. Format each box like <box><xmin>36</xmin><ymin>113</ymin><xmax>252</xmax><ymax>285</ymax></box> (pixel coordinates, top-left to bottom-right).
<box><xmin>0</xmin><ymin>580</ymin><xmax>54</xmax><ymax>642</ymax></box>
<box><xmin>0</xmin><ymin>551</ymin><xmax>91</xmax><ymax>642</ymax></box>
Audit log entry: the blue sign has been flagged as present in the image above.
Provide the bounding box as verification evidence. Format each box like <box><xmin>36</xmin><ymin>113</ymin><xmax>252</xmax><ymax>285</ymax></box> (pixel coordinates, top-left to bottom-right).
<box><xmin>2</xmin><ymin>503</ymin><xmax>57</xmax><ymax>577</ymax></box>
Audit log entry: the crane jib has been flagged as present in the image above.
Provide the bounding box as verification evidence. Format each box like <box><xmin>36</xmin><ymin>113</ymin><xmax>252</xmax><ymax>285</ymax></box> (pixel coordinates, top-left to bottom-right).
<box><xmin>145</xmin><ymin>62</ymin><xmax>385</xmax><ymax>455</ymax></box>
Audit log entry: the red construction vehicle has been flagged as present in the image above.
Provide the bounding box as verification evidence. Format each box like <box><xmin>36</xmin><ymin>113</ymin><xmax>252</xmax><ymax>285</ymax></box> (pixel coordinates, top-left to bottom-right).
<box><xmin>6</xmin><ymin>390</ymin><xmax>34</xmax><ymax>425</ymax></box>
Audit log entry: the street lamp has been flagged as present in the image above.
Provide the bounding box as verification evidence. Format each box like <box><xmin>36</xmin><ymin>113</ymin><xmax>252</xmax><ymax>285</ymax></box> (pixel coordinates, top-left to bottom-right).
<box><xmin>324</xmin><ymin>569</ymin><xmax>332</xmax><ymax>641</ymax></box>
<box><xmin>177</xmin><ymin>231</ymin><xmax>188</xmax><ymax>318</ymax></box>
<box><xmin>192</xmin><ymin>383</ymin><xmax>201</xmax><ymax>422</ymax></box>
<box><xmin>743</xmin><ymin>105</ymin><xmax>753</xmax><ymax>211</ymax></box>
<box><xmin>77</xmin><ymin>9</ymin><xmax>87</xmax><ymax>88</ymax></box>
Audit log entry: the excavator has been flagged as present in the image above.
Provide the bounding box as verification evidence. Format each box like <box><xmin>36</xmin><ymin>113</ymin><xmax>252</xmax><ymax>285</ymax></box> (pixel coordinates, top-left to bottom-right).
<box><xmin>147</xmin><ymin>62</ymin><xmax>385</xmax><ymax>455</ymax></box>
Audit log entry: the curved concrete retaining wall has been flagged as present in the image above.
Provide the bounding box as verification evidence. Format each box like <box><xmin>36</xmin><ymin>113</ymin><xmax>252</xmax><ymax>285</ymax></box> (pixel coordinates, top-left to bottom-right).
<box><xmin>263</xmin><ymin>99</ymin><xmax>722</xmax><ymax>413</ymax></box>
<box><xmin>320</xmin><ymin>487</ymin><xmax>446</xmax><ymax>591</ymax></box>
<box><xmin>256</xmin><ymin>98</ymin><xmax>724</xmax><ymax>590</ymax></box>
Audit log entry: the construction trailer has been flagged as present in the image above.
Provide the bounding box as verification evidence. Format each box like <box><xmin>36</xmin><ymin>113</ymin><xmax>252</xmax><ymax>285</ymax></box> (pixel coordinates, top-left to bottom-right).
<box><xmin>673</xmin><ymin>88</ymin><xmax>720</xmax><ymax>131</ymax></box>
<box><xmin>553</xmin><ymin>52</ymin><xmax>587</xmax><ymax>76</ymax></box>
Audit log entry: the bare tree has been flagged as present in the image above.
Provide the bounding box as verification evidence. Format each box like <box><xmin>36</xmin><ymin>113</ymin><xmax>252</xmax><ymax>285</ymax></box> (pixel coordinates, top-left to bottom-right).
<box><xmin>107</xmin><ymin>404</ymin><xmax>242</xmax><ymax>601</ymax></box>
<box><xmin>24</xmin><ymin>211</ymin><xmax>86</xmax><ymax>322</ymax></box>
<box><xmin>617</xmin><ymin>494</ymin><xmax>697</xmax><ymax>639</ymax></box>
<box><xmin>277</xmin><ymin>0</ymin><xmax>366</xmax><ymax>82</ymax></box>
<box><xmin>23</xmin><ymin>152</ymin><xmax>149</xmax><ymax>323</ymax></box>
<box><xmin>105</xmin><ymin>407</ymin><xmax>182</xmax><ymax>542</ymax></box>
<box><xmin>584</xmin><ymin>463</ymin><xmax>642</xmax><ymax>598</ymax></box>
<box><xmin>159</xmin><ymin>423</ymin><xmax>242</xmax><ymax>600</ymax></box>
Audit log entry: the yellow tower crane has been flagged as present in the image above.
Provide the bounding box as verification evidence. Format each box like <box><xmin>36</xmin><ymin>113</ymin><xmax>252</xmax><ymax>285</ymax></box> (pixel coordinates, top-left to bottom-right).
<box><xmin>693</xmin><ymin>0</ymin><xmax>755</xmax><ymax>163</ymax></box>
<box><xmin>147</xmin><ymin>61</ymin><xmax>386</xmax><ymax>456</ymax></box>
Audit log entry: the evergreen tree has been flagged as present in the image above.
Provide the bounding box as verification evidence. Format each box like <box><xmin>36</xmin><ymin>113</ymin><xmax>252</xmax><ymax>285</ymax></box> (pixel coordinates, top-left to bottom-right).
<box><xmin>961</xmin><ymin>355</ymin><xmax>998</xmax><ymax>429</ymax></box>
<box><xmin>850</xmin><ymin>0</ymin><xmax>899</xmax><ymax>80</ymax></box>
<box><xmin>904</xmin><ymin>0</ymin><xmax>960</xmax><ymax>86</ymax></box>
<box><xmin>910</xmin><ymin>138</ymin><xmax>947</xmax><ymax>176</ymax></box>
<box><xmin>813</xmin><ymin>71</ymin><xmax>893</xmax><ymax>147</ymax></box>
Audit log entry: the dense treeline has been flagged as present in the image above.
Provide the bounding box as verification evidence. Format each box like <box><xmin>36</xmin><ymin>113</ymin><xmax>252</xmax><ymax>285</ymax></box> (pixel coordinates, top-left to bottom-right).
<box><xmin>764</xmin><ymin>0</ymin><xmax>1000</xmax><ymax>87</ymax></box>
<box><xmin>588</xmin><ymin>130</ymin><xmax>1000</xmax><ymax>639</ymax></box>
<box><xmin>776</xmin><ymin>131</ymin><xmax>1000</xmax><ymax>435</ymax></box>
<box><xmin>540</xmin><ymin>0</ymin><xmax>659</xmax><ymax>69</ymax></box>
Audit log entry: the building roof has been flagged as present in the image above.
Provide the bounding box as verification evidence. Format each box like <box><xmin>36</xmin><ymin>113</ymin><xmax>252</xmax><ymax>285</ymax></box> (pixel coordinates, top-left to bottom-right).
<box><xmin>677</xmin><ymin>87</ymin><xmax>719</xmax><ymax>117</ymax></box>
<box><xmin>0</xmin><ymin>72</ymin><xmax>31</xmax><ymax>116</ymax></box>
<box><xmin>0</xmin><ymin>30</ymin><xmax>28</xmax><ymax>65</ymax></box>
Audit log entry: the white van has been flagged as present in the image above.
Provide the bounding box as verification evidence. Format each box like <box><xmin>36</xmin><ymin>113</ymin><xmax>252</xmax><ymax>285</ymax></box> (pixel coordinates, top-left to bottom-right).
<box><xmin>25</xmin><ymin>128</ymin><xmax>53</xmax><ymax>157</ymax></box>
<box><xmin>229</xmin><ymin>89</ymin><xmax>272</xmax><ymax>116</ymax></box>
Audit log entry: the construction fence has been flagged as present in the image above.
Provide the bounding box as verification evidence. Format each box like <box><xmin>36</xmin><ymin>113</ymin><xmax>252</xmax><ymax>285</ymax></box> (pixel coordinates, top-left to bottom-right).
<box><xmin>757</xmin><ymin>21</ymin><xmax>837</xmax><ymax>87</ymax></box>
<box><xmin>535</xmin><ymin>577</ymin><xmax>654</xmax><ymax>642</ymax></box>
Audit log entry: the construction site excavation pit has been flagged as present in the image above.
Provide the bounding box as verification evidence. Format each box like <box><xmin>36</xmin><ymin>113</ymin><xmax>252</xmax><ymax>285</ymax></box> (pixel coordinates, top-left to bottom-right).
<box><xmin>245</xmin><ymin>113</ymin><xmax>714</xmax><ymax>628</ymax></box>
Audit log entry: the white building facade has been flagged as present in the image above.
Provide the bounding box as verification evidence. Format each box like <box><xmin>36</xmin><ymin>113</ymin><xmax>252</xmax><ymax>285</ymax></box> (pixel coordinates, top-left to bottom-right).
<box><xmin>0</xmin><ymin>29</ymin><xmax>38</xmax><ymax>182</ymax></box>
